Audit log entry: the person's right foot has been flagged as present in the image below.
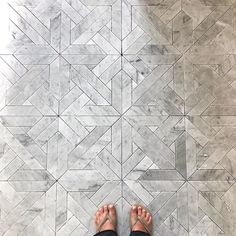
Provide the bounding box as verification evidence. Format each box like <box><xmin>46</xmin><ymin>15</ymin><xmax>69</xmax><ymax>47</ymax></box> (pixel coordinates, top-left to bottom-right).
<box><xmin>130</xmin><ymin>205</ymin><xmax>152</xmax><ymax>235</ymax></box>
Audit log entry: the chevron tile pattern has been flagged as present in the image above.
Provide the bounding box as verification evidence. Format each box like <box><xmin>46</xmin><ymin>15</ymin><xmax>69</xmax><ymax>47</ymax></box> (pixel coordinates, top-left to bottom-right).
<box><xmin>0</xmin><ymin>0</ymin><xmax>236</xmax><ymax>235</ymax></box>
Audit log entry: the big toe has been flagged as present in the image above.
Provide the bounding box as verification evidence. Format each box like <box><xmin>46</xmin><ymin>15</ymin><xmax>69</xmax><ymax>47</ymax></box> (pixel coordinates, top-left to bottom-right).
<box><xmin>131</xmin><ymin>205</ymin><xmax>138</xmax><ymax>218</ymax></box>
<box><xmin>108</xmin><ymin>204</ymin><xmax>116</xmax><ymax>216</ymax></box>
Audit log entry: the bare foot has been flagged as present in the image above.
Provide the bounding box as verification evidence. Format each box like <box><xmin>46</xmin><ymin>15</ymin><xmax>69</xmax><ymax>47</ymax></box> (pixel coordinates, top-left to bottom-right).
<box><xmin>95</xmin><ymin>204</ymin><xmax>117</xmax><ymax>233</ymax></box>
<box><xmin>130</xmin><ymin>205</ymin><xmax>152</xmax><ymax>235</ymax></box>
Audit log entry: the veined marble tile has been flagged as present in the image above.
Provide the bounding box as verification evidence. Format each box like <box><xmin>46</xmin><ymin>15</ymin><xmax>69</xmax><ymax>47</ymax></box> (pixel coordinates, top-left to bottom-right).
<box><xmin>0</xmin><ymin>0</ymin><xmax>236</xmax><ymax>235</ymax></box>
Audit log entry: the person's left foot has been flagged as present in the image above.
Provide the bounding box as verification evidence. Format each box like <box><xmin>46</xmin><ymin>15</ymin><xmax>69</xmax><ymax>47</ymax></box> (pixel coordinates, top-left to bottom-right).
<box><xmin>95</xmin><ymin>204</ymin><xmax>117</xmax><ymax>233</ymax></box>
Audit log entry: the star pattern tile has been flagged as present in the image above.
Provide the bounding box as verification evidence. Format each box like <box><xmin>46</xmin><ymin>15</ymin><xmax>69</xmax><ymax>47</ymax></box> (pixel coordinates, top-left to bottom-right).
<box><xmin>0</xmin><ymin>0</ymin><xmax>236</xmax><ymax>235</ymax></box>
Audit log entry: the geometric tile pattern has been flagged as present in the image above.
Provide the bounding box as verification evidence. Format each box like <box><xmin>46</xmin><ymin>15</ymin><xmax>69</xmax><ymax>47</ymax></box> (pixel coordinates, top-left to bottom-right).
<box><xmin>1</xmin><ymin>0</ymin><xmax>236</xmax><ymax>235</ymax></box>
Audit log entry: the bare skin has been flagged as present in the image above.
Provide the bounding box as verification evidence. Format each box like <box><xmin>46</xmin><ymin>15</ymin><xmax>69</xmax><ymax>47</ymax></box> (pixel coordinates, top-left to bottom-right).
<box><xmin>95</xmin><ymin>204</ymin><xmax>116</xmax><ymax>233</ymax></box>
<box><xmin>94</xmin><ymin>204</ymin><xmax>152</xmax><ymax>235</ymax></box>
<box><xmin>130</xmin><ymin>205</ymin><xmax>152</xmax><ymax>234</ymax></box>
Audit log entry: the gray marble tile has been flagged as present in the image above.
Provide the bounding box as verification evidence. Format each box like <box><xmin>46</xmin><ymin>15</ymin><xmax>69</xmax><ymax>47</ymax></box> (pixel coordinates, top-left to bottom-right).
<box><xmin>1</xmin><ymin>0</ymin><xmax>236</xmax><ymax>235</ymax></box>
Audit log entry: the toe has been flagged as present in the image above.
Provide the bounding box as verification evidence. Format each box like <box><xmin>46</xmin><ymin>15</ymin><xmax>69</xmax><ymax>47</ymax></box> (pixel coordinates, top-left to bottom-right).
<box><xmin>137</xmin><ymin>206</ymin><xmax>142</xmax><ymax>216</ymax></box>
<box><xmin>104</xmin><ymin>205</ymin><xmax>108</xmax><ymax>214</ymax></box>
<box><xmin>95</xmin><ymin>211</ymin><xmax>101</xmax><ymax>226</ymax></box>
<box><xmin>131</xmin><ymin>205</ymin><xmax>137</xmax><ymax>217</ymax></box>
<box><xmin>145</xmin><ymin>212</ymin><xmax>150</xmax><ymax>221</ymax></box>
<box><xmin>99</xmin><ymin>206</ymin><xmax>104</xmax><ymax>214</ymax></box>
<box><xmin>96</xmin><ymin>211</ymin><xmax>100</xmax><ymax>220</ymax></box>
<box><xmin>141</xmin><ymin>208</ymin><xmax>146</xmax><ymax>218</ymax></box>
<box><xmin>108</xmin><ymin>204</ymin><xmax>116</xmax><ymax>216</ymax></box>
<box><xmin>147</xmin><ymin>216</ymin><xmax>152</xmax><ymax>225</ymax></box>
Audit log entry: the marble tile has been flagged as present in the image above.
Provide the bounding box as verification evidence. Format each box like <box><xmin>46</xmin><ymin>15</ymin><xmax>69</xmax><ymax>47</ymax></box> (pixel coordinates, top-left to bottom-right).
<box><xmin>0</xmin><ymin>0</ymin><xmax>236</xmax><ymax>235</ymax></box>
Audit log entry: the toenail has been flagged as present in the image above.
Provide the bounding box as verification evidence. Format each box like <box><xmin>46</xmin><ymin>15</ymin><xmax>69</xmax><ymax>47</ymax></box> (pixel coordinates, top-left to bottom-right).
<box><xmin>109</xmin><ymin>204</ymin><xmax>113</xmax><ymax>208</ymax></box>
<box><xmin>132</xmin><ymin>206</ymin><xmax>136</xmax><ymax>210</ymax></box>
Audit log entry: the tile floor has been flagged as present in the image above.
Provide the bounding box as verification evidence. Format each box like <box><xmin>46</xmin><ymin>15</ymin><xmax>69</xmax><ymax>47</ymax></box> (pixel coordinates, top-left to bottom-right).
<box><xmin>0</xmin><ymin>0</ymin><xmax>236</xmax><ymax>235</ymax></box>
